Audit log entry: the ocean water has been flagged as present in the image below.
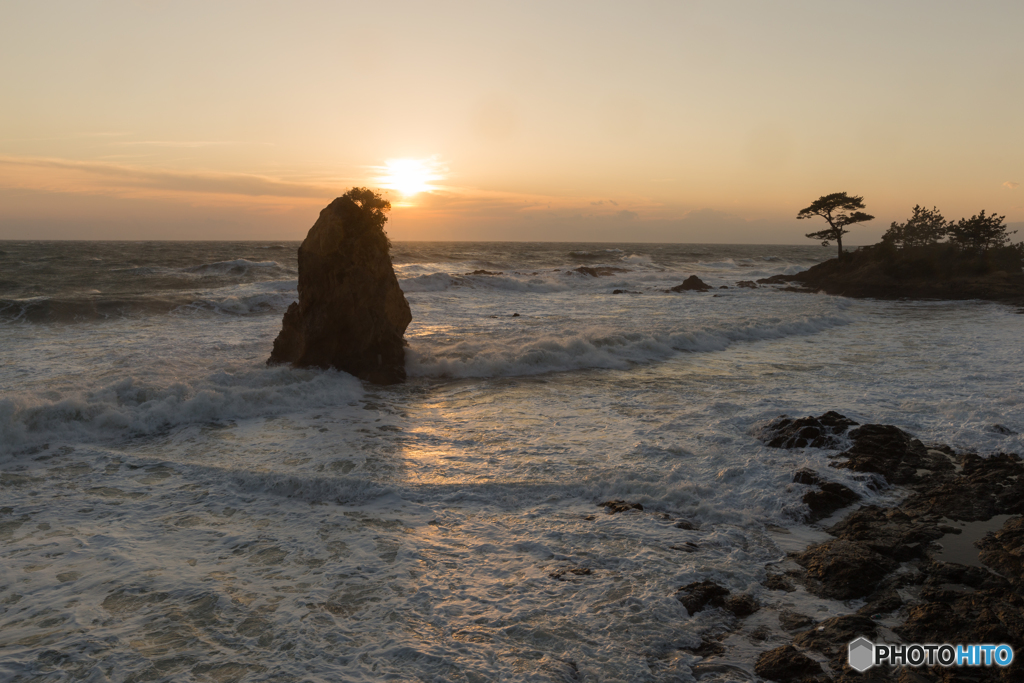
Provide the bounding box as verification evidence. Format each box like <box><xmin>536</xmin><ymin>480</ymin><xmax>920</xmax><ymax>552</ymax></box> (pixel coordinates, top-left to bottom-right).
<box><xmin>1</xmin><ymin>240</ymin><xmax>1021</xmax><ymax>682</ymax></box>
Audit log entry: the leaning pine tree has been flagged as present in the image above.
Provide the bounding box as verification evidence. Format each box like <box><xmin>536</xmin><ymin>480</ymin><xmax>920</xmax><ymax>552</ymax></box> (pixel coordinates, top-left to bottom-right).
<box><xmin>797</xmin><ymin>192</ymin><xmax>874</xmax><ymax>261</ymax></box>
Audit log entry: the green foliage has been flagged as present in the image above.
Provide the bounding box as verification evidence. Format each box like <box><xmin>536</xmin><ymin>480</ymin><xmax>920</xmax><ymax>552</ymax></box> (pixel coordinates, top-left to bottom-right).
<box><xmin>797</xmin><ymin>192</ymin><xmax>874</xmax><ymax>259</ymax></box>
<box><xmin>881</xmin><ymin>205</ymin><xmax>950</xmax><ymax>249</ymax></box>
<box><xmin>947</xmin><ymin>210</ymin><xmax>1016</xmax><ymax>252</ymax></box>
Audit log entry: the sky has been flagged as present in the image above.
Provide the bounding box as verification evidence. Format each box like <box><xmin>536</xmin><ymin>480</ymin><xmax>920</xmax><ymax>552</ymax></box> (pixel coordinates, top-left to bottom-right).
<box><xmin>1</xmin><ymin>0</ymin><xmax>1022</xmax><ymax>243</ymax></box>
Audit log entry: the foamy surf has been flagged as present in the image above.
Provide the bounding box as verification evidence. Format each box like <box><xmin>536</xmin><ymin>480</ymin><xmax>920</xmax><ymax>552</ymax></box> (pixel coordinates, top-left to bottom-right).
<box><xmin>1</xmin><ymin>241</ymin><xmax>1021</xmax><ymax>682</ymax></box>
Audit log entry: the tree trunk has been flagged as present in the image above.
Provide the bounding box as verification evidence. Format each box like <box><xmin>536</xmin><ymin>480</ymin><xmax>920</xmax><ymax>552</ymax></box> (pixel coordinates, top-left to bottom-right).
<box><xmin>836</xmin><ymin>235</ymin><xmax>844</xmax><ymax>262</ymax></box>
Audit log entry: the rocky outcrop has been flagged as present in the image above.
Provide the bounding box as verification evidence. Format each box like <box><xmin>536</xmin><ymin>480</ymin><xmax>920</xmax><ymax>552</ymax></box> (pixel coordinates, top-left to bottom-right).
<box><xmin>267</xmin><ymin>189</ymin><xmax>411</xmax><ymax>384</ymax></box>
<box><xmin>676</xmin><ymin>580</ymin><xmax>758</xmax><ymax>617</ymax></box>
<box><xmin>754</xmin><ymin>645</ymin><xmax>825</xmax><ymax>681</ymax></box>
<box><xmin>669</xmin><ymin>275</ymin><xmax>711</xmax><ymax>292</ymax></box>
<box><xmin>756</xmin><ymin>246</ymin><xmax>1024</xmax><ymax>306</ymax></box>
<box><xmin>598</xmin><ymin>500</ymin><xmax>643</xmax><ymax>514</ymax></box>
<box><xmin>757</xmin><ymin>411</ymin><xmax>858</xmax><ymax>449</ymax></box>
<box><xmin>793</xmin><ymin>469</ymin><xmax>861</xmax><ymax>522</ymax></box>
<box><xmin>756</xmin><ymin>413</ymin><xmax>1024</xmax><ymax>681</ymax></box>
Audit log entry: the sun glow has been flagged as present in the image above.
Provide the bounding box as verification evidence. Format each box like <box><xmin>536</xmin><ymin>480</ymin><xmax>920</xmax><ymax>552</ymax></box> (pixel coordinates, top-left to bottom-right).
<box><xmin>375</xmin><ymin>157</ymin><xmax>445</xmax><ymax>198</ymax></box>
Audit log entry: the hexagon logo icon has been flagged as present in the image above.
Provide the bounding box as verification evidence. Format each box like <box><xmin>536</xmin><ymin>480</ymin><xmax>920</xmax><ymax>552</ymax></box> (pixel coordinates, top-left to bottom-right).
<box><xmin>848</xmin><ymin>637</ymin><xmax>875</xmax><ymax>672</ymax></box>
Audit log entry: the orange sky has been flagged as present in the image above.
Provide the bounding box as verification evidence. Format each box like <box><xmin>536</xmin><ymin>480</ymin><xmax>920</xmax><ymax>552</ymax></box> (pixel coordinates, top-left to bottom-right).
<box><xmin>1</xmin><ymin>1</ymin><xmax>1021</xmax><ymax>243</ymax></box>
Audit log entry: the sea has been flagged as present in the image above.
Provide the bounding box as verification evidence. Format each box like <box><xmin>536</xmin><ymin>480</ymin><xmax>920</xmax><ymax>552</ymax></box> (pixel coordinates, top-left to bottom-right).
<box><xmin>1</xmin><ymin>240</ymin><xmax>1021</xmax><ymax>682</ymax></box>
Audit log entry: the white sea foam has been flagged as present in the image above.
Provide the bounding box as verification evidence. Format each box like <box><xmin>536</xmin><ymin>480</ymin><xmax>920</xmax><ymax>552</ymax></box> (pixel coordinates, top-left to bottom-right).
<box><xmin>407</xmin><ymin>312</ymin><xmax>851</xmax><ymax>378</ymax></box>
<box><xmin>2</xmin><ymin>241</ymin><xmax>1021</xmax><ymax>682</ymax></box>
<box><xmin>0</xmin><ymin>365</ymin><xmax>362</xmax><ymax>455</ymax></box>
<box><xmin>400</xmin><ymin>271</ymin><xmax>570</xmax><ymax>293</ymax></box>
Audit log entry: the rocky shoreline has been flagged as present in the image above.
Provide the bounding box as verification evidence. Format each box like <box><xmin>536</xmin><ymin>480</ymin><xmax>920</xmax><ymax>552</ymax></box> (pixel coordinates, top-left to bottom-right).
<box><xmin>755</xmin><ymin>413</ymin><xmax>1023</xmax><ymax>682</ymax></box>
<box><xmin>757</xmin><ymin>255</ymin><xmax>1024</xmax><ymax>309</ymax></box>
<box><xmin>666</xmin><ymin>413</ymin><xmax>1023</xmax><ymax>682</ymax></box>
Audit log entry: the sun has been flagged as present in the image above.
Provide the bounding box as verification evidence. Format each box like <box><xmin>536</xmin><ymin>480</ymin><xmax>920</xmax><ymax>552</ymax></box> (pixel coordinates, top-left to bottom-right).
<box><xmin>375</xmin><ymin>157</ymin><xmax>444</xmax><ymax>198</ymax></box>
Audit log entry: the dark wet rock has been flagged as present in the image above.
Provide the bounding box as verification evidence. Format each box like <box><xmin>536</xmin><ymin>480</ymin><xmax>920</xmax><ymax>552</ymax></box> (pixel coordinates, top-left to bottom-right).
<box><xmin>900</xmin><ymin>453</ymin><xmax>1024</xmax><ymax>521</ymax></box>
<box><xmin>735</xmin><ymin>280</ymin><xmax>759</xmax><ymax>288</ymax></box>
<box><xmin>676</xmin><ymin>581</ymin><xmax>757</xmax><ymax>617</ymax></box>
<box><xmin>754</xmin><ymin>414</ymin><xmax>1024</xmax><ymax>680</ymax></box>
<box><xmin>779</xmin><ymin>611</ymin><xmax>814</xmax><ymax>631</ymax></box>
<box><xmin>723</xmin><ymin>593</ymin><xmax>759</xmax><ymax>617</ymax></box>
<box><xmin>669</xmin><ymin>542</ymin><xmax>699</xmax><ymax>553</ymax></box>
<box><xmin>792</xmin><ymin>615</ymin><xmax>884</xmax><ymax>682</ymax></box>
<box><xmin>977</xmin><ymin>516</ymin><xmax>1024</xmax><ymax>579</ymax></box>
<box><xmin>895</xmin><ymin>586</ymin><xmax>1024</xmax><ymax>675</ymax></box>
<box><xmin>611</xmin><ymin>289</ymin><xmax>641</xmax><ymax>294</ymax></box>
<box><xmin>832</xmin><ymin>424</ymin><xmax>933</xmax><ymax>484</ymax></box>
<box><xmin>764</xmin><ymin>573</ymin><xmax>795</xmax><ymax>592</ymax></box>
<box><xmin>759</xmin><ymin>411</ymin><xmax>858</xmax><ymax>449</ymax></box>
<box><xmin>856</xmin><ymin>588</ymin><xmax>905</xmax><ymax>619</ymax></box>
<box><xmin>669</xmin><ymin>275</ymin><xmax>711</xmax><ymax>292</ymax></box>
<box><xmin>719</xmin><ymin>285</ymin><xmax>729</xmax><ymax>289</ymax></box>
<box><xmin>573</xmin><ymin>266</ymin><xmax>628</xmax><ymax>277</ymax></box>
<box><xmin>549</xmin><ymin>566</ymin><xmax>593</xmax><ymax>580</ymax></box>
<box><xmin>674</xmin><ymin>518</ymin><xmax>698</xmax><ymax>530</ymax></box>
<box><xmin>991</xmin><ymin>424</ymin><xmax>1017</xmax><ymax>435</ymax></box>
<box><xmin>795</xmin><ymin>539</ymin><xmax>898</xmax><ymax>600</ymax></box>
<box><xmin>598</xmin><ymin>500</ymin><xmax>643</xmax><ymax>514</ymax></box>
<box><xmin>802</xmin><ymin>481</ymin><xmax>861</xmax><ymax>522</ymax></box>
<box><xmin>826</xmin><ymin>506</ymin><xmax>944</xmax><ymax>561</ymax></box>
<box><xmin>511</xmin><ymin>313</ymin><xmax>520</xmax><ymax>317</ymax></box>
<box><xmin>793</xmin><ymin>615</ymin><xmax>878</xmax><ymax>654</ymax></box>
<box><xmin>676</xmin><ymin>581</ymin><xmax>730</xmax><ymax>615</ymax></box>
<box><xmin>267</xmin><ymin>189</ymin><xmax>411</xmax><ymax>384</ymax></box>
<box><xmin>686</xmin><ymin>639</ymin><xmax>726</xmax><ymax>658</ymax></box>
<box><xmin>754</xmin><ymin>645</ymin><xmax>824</xmax><ymax>681</ymax></box>
<box><xmin>466</xmin><ymin>269</ymin><xmax>503</xmax><ymax>275</ymax></box>
<box><xmin>793</xmin><ymin>468</ymin><xmax>822</xmax><ymax>485</ymax></box>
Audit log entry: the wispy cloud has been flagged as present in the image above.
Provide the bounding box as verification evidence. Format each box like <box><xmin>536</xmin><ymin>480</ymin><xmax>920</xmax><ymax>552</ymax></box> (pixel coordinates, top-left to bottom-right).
<box><xmin>114</xmin><ymin>140</ymin><xmax>275</xmax><ymax>148</ymax></box>
<box><xmin>0</xmin><ymin>155</ymin><xmax>344</xmax><ymax>203</ymax></box>
<box><xmin>1004</xmin><ymin>181</ymin><xmax>1020</xmax><ymax>190</ymax></box>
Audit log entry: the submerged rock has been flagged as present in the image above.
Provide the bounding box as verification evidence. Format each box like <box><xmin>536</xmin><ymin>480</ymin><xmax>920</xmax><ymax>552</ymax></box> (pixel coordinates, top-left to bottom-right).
<box><xmin>669</xmin><ymin>275</ymin><xmax>711</xmax><ymax>292</ymax></box>
<box><xmin>754</xmin><ymin>645</ymin><xmax>824</xmax><ymax>681</ymax></box>
<box><xmin>598</xmin><ymin>500</ymin><xmax>643</xmax><ymax>514</ymax></box>
<box><xmin>573</xmin><ymin>266</ymin><xmax>628</xmax><ymax>277</ymax></box>
<box><xmin>676</xmin><ymin>580</ymin><xmax>758</xmax><ymax>617</ymax></box>
<box><xmin>757</xmin><ymin>411</ymin><xmax>858</xmax><ymax>449</ymax></box>
<box><xmin>676</xmin><ymin>580</ymin><xmax>730</xmax><ymax>615</ymax></box>
<box><xmin>267</xmin><ymin>189</ymin><xmax>411</xmax><ymax>384</ymax></box>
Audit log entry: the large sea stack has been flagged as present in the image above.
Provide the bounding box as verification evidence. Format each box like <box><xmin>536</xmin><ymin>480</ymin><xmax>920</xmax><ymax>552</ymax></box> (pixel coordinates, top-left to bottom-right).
<box><xmin>267</xmin><ymin>188</ymin><xmax>411</xmax><ymax>384</ymax></box>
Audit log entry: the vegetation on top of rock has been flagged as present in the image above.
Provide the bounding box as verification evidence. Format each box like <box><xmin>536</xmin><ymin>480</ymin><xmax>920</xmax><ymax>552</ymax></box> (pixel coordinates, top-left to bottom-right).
<box><xmin>878</xmin><ymin>204</ymin><xmax>1022</xmax><ymax>274</ymax></box>
<box><xmin>797</xmin><ymin>192</ymin><xmax>875</xmax><ymax>261</ymax></box>
<box><xmin>761</xmin><ymin>200</ymin><xmax>1024</xmax><ymax>304</ymax></box>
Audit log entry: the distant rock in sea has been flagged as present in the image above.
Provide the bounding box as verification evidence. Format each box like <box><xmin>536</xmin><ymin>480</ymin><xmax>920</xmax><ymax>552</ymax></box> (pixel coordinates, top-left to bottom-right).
<box><xmin>267</xmin><ymin>189</ymin><xmax>411</xmax><ymax>385</ymax></box>
<box><xmin>669</xmin><ymin>275</ymin><xmax>711</xmax><ymax>292</ymax></box>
